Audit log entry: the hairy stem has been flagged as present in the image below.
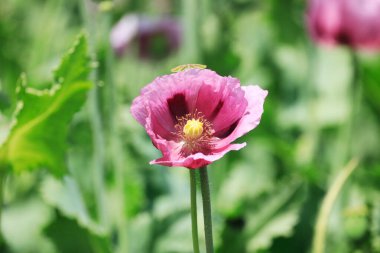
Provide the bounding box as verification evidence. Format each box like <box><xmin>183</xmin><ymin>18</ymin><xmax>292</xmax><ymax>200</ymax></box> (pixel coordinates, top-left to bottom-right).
<box><xmin>189</xmin><ymin>169</ymin><xmax>200</xmax><ymax>253</ymax></box>
<box><xmin>200</xmin><ymin>166</ymin><xmax>214</xmax><ymax>253</ymax></box>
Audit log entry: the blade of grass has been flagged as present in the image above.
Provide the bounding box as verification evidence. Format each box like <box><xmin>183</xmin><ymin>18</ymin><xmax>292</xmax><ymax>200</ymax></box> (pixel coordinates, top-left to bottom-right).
<box><xmin>312</xmin><ymin>158</ymin><xmax>359</xmax><ymax>253</ymax></box>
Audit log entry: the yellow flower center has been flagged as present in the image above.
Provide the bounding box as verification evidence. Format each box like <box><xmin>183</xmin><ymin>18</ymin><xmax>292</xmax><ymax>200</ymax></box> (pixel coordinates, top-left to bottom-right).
<box><xmin>183</xmin><ymin>119</ymin><xmax>203</xmax><ymax>139</ymax></box>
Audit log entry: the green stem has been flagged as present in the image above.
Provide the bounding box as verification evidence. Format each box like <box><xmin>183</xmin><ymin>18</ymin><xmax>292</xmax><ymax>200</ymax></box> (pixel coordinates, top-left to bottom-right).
<box><xmin>0</xmin><ymin>172</ymin><xmax>3</xmax><ymax>245</ymax></box>
<box><xmin>81</xmin><ymin>0</ymin><xmax>106</xmax><ymax>227</ymax></box>
<box><xmin>346</xmin><ymin>51</ymin><xmax>361</xmax><ymax>159</ymax></box>
<box><xmin>103</xmin><ymin>15</ymin><xmax>129</xmax><ymax>253</ymax></box>
<box><xmin>189</xmin><ymin>169</ymin><xmax>200</xmax><ymax>253</ymax></box>
<box><xmin>312</xmin><ymin>158</ymin><xmax>359</xmax><ymax>253</ymax></box>
<box><xmin>332</xmin><ymin>51</ymin><xmax>361</xmax><ymax>176</ymax></box>
<box><xmin>181</xmin><ymin>0</ymin><xmax>200</xmax><ymax>62</ymax></box>
<box><xmin>200</xmin><ymin>166</ymin><xmax>214</xmax><ymax>253</ymax></box>
<box><xmin>350</xmin><ymin>51</ymin><xmax>360</xmax><ymax>90</ymax></box>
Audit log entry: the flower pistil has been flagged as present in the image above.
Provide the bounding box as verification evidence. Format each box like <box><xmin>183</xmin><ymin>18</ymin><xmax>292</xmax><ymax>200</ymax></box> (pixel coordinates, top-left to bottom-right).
<box><xmin>183</xmin><ymin>119</ymin><xmax>203</xmax><ymax>139</ymax></box>
<box><xmin>175</xmin><ymin>111</ymin><xmax>213</xmax><ymax>155</ymax></box>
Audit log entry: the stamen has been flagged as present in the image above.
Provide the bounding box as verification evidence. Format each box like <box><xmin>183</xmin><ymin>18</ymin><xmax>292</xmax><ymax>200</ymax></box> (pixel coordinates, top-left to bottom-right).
<box><xmin>174</xmin><ymin>111</ymin><xmax>214</xmax><ymax>155</ymax></box>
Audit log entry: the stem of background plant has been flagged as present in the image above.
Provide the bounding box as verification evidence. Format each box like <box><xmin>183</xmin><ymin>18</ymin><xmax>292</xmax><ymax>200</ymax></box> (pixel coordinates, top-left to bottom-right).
<box><xmin>0</xmin><ymin>172</ymin><xmax>4</xmax><ymax>246</ymax></box>
<box><xmin>346</xmin><ymin>51</ymin><xmax>362</xmax><ymax>159</ymax></box>
<box><xmin>101</xmin><ymin>8</ymin><xmax>130</xmax><ymax>253</ymax></box>
<box><xmin>190</xmin><ymin>169</ymin><xmax>200</xmax><ymax>253</ymax></box>
<box><xmin>312</xmin><ymin>158</ymin><xmax>359</xmax><ymax>253</ymax></box>
<box><xmin>181</xmin><ymin>0</ymin><xmax>200</xmax><ymax>62</ymax></box>
<box><xmin>81</xmin><ymin>0</ymin><xmax>107</xmax><ymax>227</ymax></box>
<box><xmin>332</xmin><ymin>51</ymin><xmax>362</xmax><ymax>176</ymax></box>
<box><xmin>200</xmin><ymin>166</ymin><xmax>214</xmax><ymax>253</ymax></box>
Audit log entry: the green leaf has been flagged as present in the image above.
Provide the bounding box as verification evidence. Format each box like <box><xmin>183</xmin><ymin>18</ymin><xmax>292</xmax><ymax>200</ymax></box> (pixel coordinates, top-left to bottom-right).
<box><xmin>2</xmin><ymin>197</ymin><xmax>55</xmax><ymax>253</ymax></box>
<box><xmin>216</xmin><ymin>139</ymin><xmax>276</xmax><ymax>217</ymax></box>
<box><xmin>40</xmin><ymin>175</ymin><xmax>105</xmax><ymax>235</ymax></box>
<box><xmin>245</xmin><ymin>182</ymin><xmax>303</xmax><ymax>252</ymax></box>
<box><xmin>0</xmin><ymin>34</ymin><xmax>92</xmax><ymax>176</ymax></box>
<box><xmin>44</xmin><ymin>212</ymin><xmax>111</xmax><ymax>253</ymax></box>
<box><xmin>40</xmin><ymin>176</ymin><xmax>111</xmax><ymax>253</ymax></box>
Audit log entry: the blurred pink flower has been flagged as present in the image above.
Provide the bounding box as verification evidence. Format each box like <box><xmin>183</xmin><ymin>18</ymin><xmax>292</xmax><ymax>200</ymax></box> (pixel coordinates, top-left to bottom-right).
<box><xmin>307</xmin><ymin>0</ymin><xmax>380</xmax><ymax>50</ymax></box>
<box><xmin>110</xmin><ymin>14</ymin><xmax>181</xmax><ymax>59</ymax></box>
<box><xmin>131</xmin><ymin>69</ymin><xmax>268</xmax><ymax>169</ymax></box>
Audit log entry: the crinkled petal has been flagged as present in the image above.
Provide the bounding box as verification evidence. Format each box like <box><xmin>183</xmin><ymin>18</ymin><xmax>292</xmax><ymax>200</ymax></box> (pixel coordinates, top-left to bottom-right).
<box><xmin>151</xmin><ymin>143</ymin><xmax>246</xmax><ymax>169</ymax></box>
<box><xmin>139</xmin><ymin>69</ymin><xmax>209</xmax><ymax>119</ymax></box>
<box><xmin>132</xmin><ymin>69</ymin><xmax>240</xmax><ymax>139</ymax></box>
<box><xmin>211</xmin><ymin>76</ymin><xmax>248</xmax><ymax>137</ymax></box>
<box><xmin>214</xmin><ymin>85</ymin><xmax>268</xmax><ymax>149</ymax></box>
<box><xmin>131</xmin><ymin>93</ymin><xmax>174</xmax><ymax>140</ymax></box>
<box><xmin>130</xmin><ymin>95</ymin><xmax>149</xmax><ymax>126</ymax></box>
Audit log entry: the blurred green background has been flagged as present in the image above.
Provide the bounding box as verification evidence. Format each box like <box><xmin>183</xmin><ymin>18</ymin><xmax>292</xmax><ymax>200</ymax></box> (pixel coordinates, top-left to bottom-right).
<box><xmin>1</xmin><ymin>0</ymin><xmax>380</xmax><ymax>252</ymax></box>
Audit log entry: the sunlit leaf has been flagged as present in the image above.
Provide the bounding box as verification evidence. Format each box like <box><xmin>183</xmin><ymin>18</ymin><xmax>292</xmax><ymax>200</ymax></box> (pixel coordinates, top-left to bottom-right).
<box><xmin>0</xmin><ymin>34</ymin><xmax>92</xmax><ymax>176</ymax></box>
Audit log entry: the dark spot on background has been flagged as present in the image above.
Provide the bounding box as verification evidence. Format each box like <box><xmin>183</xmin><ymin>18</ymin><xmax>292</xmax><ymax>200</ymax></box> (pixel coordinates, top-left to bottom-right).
<box><xmin>226</xmin><ymin>216</ymin><xmax>245</xmax><ymax>230</ymax></box>
<box><xmin>167</xmin><ymin>93</ymin><xmax>188</xmax><ymax>120</ymax></box>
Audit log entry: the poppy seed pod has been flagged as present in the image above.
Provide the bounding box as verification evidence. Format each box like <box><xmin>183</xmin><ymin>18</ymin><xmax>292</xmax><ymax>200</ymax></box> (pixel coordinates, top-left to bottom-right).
<box><xmin>307</xmin><ymin>0</ymin><xmax>380</xmax><ymax>50</ymax></box>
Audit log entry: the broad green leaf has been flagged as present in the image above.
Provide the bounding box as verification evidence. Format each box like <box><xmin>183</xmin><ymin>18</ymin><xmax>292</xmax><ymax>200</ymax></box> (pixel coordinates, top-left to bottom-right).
<box><xmin>277</xmin><ymin>47</ymin><xmax>352</xmax><ymax>129</ymax></box>
<box><xmin>2</xmin><ymin>197</ymin><xmax>56</xmax><ymax>253</ymax></box>
<box><xmin>40</xmin><ymin>175</ymin><xmax>105</xmax><ymax>235</ymax></box>
<box><xmin>41</xmin><ymin>176</ymin><xmax>111</xmax><ymax>253</ymax></box>
<box><xmin>155</xmin><ymin>214</ymin><xmax>195</xmax><ymax>253</ymax></box>
<box><xmin>44</xmin><ymin>212</ymin><xmax>111</xmax><ymax>253</ymax></box>
<box><xmin>216</xmin><ymin>139</ymin><xmax>276</xmax><ymax>217</ymax></box>
<box><xmin>245</xmin><ymin>182</ymin><xmax>303</xmax><ymax>252</ymax></box>
<box><xmin>0</xmin><ymin>34</ymin><xmax>92</xmax><ymax>176</ymax></box>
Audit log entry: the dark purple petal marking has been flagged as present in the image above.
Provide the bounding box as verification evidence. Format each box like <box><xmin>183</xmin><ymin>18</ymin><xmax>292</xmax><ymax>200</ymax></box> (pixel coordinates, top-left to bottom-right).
<box><xmin>208</xmin><ymin>100</ymin><xmax>224</xmax><ymax>121</ymax></box>
<box><xmin>167</xmin><ymin>93</ymin><xmax>188</xmax><ymax>120</ymax></box>
<box><xmin>215</xmin><ymin>119</ymin><xmax>240</xmax><ymax>138</ymax></box>
<box><xmin>336</xmin><ymin>30</ymin><xmax>351</xmax><ymax>45</ymax></box>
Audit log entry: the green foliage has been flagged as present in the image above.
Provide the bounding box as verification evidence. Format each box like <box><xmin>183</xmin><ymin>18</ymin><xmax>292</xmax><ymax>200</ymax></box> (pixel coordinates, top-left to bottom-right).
<box><xmin>245</xmin><ymin>182</ymin><xmax>303</xmax><ymax>252</ymax></box>
<box><xmin>0</xmin><ymin>0</ymin><xmax>380</xmax><ymax>253</ymax></box>
<box><xmin>0</xmin><ymin>34</ymin><xmax>92</xmax><ymax>176</ymax></box>
<box><xmin>2</xmin><ymin>197</ymin><xmax>55</xmax><ymax>253</ymax></box>
<box><xmin>40</xmin><ymin>176</ymin><xmax>105</xmax><ymax>235</ymax></box>
<box><xmin>44</xmin><ymin>213</ymin><xmax>111</xmax><ymax>253</ymax></box>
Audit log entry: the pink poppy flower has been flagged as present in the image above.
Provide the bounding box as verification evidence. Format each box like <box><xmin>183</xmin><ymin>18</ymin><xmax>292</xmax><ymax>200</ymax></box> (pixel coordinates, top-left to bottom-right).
<box><xmin>110</xmin><ymin>14</ymin><xmax>181</xmax><ymax>59</ymax></box>
<box><xmin>130</xmin><ymin>68</ymin><xmax>268</xmax><ymax>169</ymax></box>
<box><xmin>307</xmin><ymin>0</ymin><xmax>380</xmax><ymax>50</ymax></box>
